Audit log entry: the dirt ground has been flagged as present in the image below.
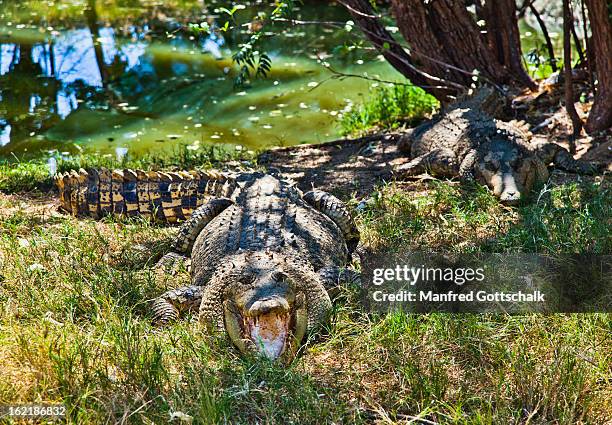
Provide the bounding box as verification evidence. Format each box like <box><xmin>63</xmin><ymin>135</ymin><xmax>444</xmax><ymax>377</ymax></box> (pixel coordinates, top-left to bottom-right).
<box><xmin>259</xmin><ymin>132</ymin><xmax>610</xmax><ymax>198</ymax></box>
<box><xmin>0</xmin><ymin>192</ymin><xmax>62</xmax><ymax>220</ymax></box>
<box><xmin>259</xmin><ymin>133</ymin><xmax>408</xmax><ymax>197</ymax></box>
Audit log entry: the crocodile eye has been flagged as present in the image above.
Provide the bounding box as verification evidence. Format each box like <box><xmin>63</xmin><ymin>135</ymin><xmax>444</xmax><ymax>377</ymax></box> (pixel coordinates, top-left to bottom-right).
<box><xmin>271</xmin><ymin>271</ymin><xmax>287</xmax><ymax>282</ymax></box>
<box><xmin>485</xmin><ymin>159</ymin><xmax>500</xmax><ymax>172</ymax></box>
<box><xmin>239</xmin><ymin>273</ymin><xmax>256</xmax><ymax>285</ymax></box>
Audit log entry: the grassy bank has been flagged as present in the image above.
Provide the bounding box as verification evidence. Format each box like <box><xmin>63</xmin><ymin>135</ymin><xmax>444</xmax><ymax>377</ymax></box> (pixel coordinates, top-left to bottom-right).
<box><xmin>0</xmin><ymin>177</ymin><xmax>609</xmax><ymax>423</ymax></box>
<box><xmin>0</xmin><ymin>146</ymin><xmax>254</xmax><ymax>193</ymax></box>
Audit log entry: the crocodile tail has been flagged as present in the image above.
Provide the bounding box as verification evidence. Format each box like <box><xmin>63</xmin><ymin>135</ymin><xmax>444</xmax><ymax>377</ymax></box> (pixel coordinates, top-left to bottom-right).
<box><xmin>302</xmin><ymin>190</ymin><xmax>360</xmax><ymax>254</ymax></box>
<box><xmin>54</xmin><ymin>168</ymin><xmax>236</xmax><ymax>223</ymax></box>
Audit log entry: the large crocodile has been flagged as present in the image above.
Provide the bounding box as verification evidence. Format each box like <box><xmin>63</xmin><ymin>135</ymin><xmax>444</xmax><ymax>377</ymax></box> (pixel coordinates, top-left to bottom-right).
<box><xmin>396</xmin><ymin>87</ymin><xmax>600</xmax><ymax>204</ymax></box>
<box><xmin>55</xmin><ymin>169</ymin><xmax>359</xmax><ymax>360</ymax></box>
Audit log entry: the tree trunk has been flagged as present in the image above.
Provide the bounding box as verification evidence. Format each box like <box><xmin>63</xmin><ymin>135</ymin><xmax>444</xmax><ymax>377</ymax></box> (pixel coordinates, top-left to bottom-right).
<box><xmin>584</xmin><ymin>0</ymin><xmax>612</xmax><ymax>133</ymax></box>
<box><xmin>580</xmin><ymin>0</ymin><xmax>595</xmax><ymax>88</ymax></box>
<box><xmin>481</xmin><ymin>0</ymin><xmax>538</xmax><ymax>89</ymax></box>
<box><xmin>341</xmin><ymin>0</ymin><xmax>536</xmax><ymax>103</ymax></box>
<box><xmin>340</xmin><ymin>0</ymin><xmax>457</xmax><ymax>101</ymax></box>
<box><xmin>390</xmin><ymin>0</ymin><xmax>513</xmax><ymax>87</ymax></box>
<box><xmin>529</xmin><ymin>4</ymin><xmax>558</xmax><ymax>72</ymax></box>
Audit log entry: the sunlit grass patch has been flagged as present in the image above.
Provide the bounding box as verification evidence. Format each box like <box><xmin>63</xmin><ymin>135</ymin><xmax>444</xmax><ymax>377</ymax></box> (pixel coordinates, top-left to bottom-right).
<box><xmin>356</xmin><ymin>180</ymin><xmax>516</xmax><ymax>252</ymax></box>
<box><xmin>308</xmin><ymin>311</ymin><xmax>611</xmax><ymax>423</ymax></box>
<box><xmin>340</xmin><ymin>84</ymin><xmax>439</xmax><ymax>136</ymax></box>
<box><xmin>493</xmin><ymin>182</ymin><xmax>611</xmax><ymax>253</ymax></box>
<box><xmin>0</xmin><ymin>161</ymin><xmax>51</xmax><ymax>194</ymax></box>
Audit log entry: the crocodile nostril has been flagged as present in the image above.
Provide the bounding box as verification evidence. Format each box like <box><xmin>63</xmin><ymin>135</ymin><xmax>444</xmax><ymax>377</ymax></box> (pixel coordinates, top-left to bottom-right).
<box><xmin>502</xmin><ymin>190</ymin><xmax>520</xmax><ymax>199</ymax></box>
<box><xmin>500</xmin><ymin>191</ymin><xmax>521</xmax><ymax>205</ymax></box>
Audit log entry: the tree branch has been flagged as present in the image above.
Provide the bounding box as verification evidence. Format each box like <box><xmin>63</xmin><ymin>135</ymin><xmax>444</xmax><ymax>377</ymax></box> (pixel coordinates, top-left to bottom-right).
<box><xmin>528</xmin><ymin>4</ymin><xmax>557</xmax><ymax>72</ymax></box>
<box><xmin>563</xmin><ymin>0</ymin><xmax>583</xmax><ymax>149</ymax></box>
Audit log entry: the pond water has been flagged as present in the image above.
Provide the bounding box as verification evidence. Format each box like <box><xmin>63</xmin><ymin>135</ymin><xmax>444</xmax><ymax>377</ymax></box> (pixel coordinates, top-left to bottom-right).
<box><xmin>0</xmin><ymin>0</ymin><xmax>402</xmax><ymax>159</ymax></box>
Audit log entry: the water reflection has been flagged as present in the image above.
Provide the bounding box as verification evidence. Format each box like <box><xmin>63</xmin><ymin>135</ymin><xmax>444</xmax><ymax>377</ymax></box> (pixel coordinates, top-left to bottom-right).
<box><xmin>0</xmin><ymin>1</ymin><xmax>398</xmax><ymax>158</ymax></box>
<box><xmin>0</xmin><ymin>122</ymin><xmax>10</xmax><ymax>146</ymax></box>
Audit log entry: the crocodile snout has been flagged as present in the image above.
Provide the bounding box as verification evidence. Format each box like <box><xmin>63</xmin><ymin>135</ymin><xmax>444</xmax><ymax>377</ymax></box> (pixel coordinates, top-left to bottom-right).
<box><xmin>245</xmin><ymin>296</ymin><xmax>292</xmax><ymax>359</ymax></box>
<box><xmin>500</xmin><ymin>190</ymin><xmax>520</xmax><ymax>205</ymax></box>
<box><xmin>247</xmin><ymin>297</ymin><xmax>290</xmax><ymax>316</ymax></box>
<box><xmin>499</xmin><ymin>173</ymin><xmax>521</xmax><ymax>205</ymax></box>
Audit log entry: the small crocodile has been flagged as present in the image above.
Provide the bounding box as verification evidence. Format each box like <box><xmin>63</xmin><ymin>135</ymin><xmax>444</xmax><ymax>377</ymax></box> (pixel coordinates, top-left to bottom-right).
<box><xmin>55</xmin><ymin>169</ymin><xmax>359</xmax><ymax>360</ymax></box>
<box><xmin>396</xmin><ymin>87</ymin><xmax>600</xmax><ymax>204</ymax></box>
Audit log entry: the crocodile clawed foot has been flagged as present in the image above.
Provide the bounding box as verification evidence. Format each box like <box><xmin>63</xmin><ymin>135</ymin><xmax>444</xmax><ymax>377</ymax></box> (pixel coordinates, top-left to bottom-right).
<box><xmin>155</xmin><ymin>252</ymin><xmax>191</xmax><ymax>275</ymax></box>
<box><xmin>151</xmin><ymin>285</ymin><xmax>204</xmax><ymax>326</ymax></box>
<box><xmin>151</xmin><ymin>298</ymin><xmax>180</xmax><ymax>325</ymax></box>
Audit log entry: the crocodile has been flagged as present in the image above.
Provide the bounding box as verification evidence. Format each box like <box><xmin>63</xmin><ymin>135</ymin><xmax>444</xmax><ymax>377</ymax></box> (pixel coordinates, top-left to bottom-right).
<box><xmin>55</xmin><ymin>169</ymin><xmax>359</xmax><ymax>360</ymax></box>
<box><xmin>396</xmin><ymin>87</ymin><xmax>600</xmax><ymax>204</ymax></box>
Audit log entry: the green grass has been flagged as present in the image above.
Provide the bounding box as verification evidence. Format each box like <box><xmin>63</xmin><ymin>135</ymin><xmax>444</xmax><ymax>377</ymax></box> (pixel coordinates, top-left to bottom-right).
<box><xmin>358</xmin><ymin>180</ymin><xmax>611</xmax><ymax>254</ymax></box>
<box><xmin>0</xmin><ymin>178</ymin><xmax>609</xmax><ymax>424</ymax></box>
<box><xmin>0</xmin><ymin>145</ymin><xmax>255</xmax><ymax>193</ymax></box>
<box><xmin>340</xmin><ymin>84</ymin><xmax>439</xmax><ymax>136</ymax></box>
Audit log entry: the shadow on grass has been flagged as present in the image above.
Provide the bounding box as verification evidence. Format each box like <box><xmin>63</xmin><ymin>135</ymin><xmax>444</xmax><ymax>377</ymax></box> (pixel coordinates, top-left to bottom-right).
<box><xmin>358</xmin><ymin>177</ymin><xmax>610</xmax><ymax>254</ymax></box>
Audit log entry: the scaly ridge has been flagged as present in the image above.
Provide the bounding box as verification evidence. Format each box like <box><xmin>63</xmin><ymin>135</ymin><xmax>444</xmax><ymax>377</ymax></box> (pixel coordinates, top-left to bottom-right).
<box><xmin>54</xmin><ymin>168</ymin><xmax>236</xmax><ymax>222</ymax></box>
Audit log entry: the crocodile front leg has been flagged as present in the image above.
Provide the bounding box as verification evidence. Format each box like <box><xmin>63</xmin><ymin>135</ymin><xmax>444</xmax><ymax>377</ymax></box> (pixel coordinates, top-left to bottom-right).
<box><xmin>395</xmin><ymin>148</ymin><xmax>460</xmax><ymax>178</ymax></box>
<box><xmin>151</xmin><ymin>286</ymin><xmax>203</xmax><ymax>325</ymax></box>
<box><xmin>458</xmin><ymin>149</ymin><xmax>478</xmax><ymax>181</ymax></box>
<box><xmin>534</xmin><ymin>142</ymin><xmax>600</xmax><ymax>174</ymax></box>
<box><xmin>151</xmin><ymin>252</ymin><xmax>195</xmax><ymax>324</ymax></box>
<box><xmin>318</xmin><ymin>266</ymin><xmax>361</xmax><ymax>297</ymax></box>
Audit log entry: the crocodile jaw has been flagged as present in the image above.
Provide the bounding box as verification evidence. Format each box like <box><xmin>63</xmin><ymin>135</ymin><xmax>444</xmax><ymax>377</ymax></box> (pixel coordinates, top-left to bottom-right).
<box><xmin>246</xmin><ymin>312</ymin><xmax>290</xmax><ymax>359</ymax></box>
<box><xmin>223</xmin><ymin>294</ymin><xmax>308</xmax><ymax>360</ymax></box>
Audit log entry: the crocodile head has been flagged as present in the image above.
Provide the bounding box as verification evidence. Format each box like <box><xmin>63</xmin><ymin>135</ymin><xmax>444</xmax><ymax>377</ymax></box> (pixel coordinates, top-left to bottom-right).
<box><xmin>200</xmin><ymin>252</ymin><xmax>330</xmax><ymax>361</ymax></box>
<box><xmin>223</xmin><ymin>268</ymin><xmax>308</xmax><ymax>360</ymax></box>
<box><xmin>474</xmin><ymin>139</ymin><xmax>548</xmax><ymax>205</ymax></box>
